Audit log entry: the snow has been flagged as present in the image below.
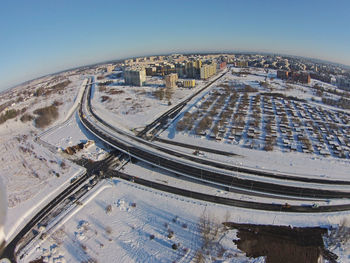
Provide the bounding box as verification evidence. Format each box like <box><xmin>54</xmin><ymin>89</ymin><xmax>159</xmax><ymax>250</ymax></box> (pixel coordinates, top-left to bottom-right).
<box><xmin>0</xmin><ymin>73</ymin><xmax>90</xmax><ymax>243</ymax></box>
<box><xmin>92</xmin><ymin>75</ymin><xmax>212</xmax><ymax>131</ymax></box>
<box><xmin>121</xmin><ymin>161</ymin><xmax>350</xmax><ymax>206</ymax></box>
<box><xmin>1</xmin><ymin>61</ymin><xmax>350</xmax><ymax>262</ymax></box>
<box><xmin>154</xmin><ymin>67</ymin><xmax>350</xmax><ymax>180</ymax></box>
<box><xmin>22</xmin><ymin>178</ymin><xmax>350</xmax><ymax>263</ymax></box>
<box><xmin>0</xmin><ymin>177</ymin><xmax>6</xmax><ymax>245</ymax></box>
<box><xmin>157</xmin><ymin>132</ymin><xmax>350</xmax><ymax>180</ymax></box>
<box><xmin>41</xmin><ymin>112</ymin><xmax>110</xmax><ymax>162</ymax></box>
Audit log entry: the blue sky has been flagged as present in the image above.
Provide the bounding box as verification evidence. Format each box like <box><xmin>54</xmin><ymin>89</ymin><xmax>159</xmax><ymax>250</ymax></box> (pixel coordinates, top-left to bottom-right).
<box><xmin>0</xmin><ymin>0</ymin><xmax>349</xmax><ymax>91</ymax></box>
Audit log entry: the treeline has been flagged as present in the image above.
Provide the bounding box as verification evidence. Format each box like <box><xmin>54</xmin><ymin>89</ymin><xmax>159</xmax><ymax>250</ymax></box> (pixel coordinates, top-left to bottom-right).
<box><xmin>0</xmin><ymin>109</ymin><xmax>21</xmax><ymax>124</ymax></box>
<box><xmin>98</xmin><ymin>80</ymin><xmax>113</xmax><ymax>87</ymax></box>
<box><xmin>313</xmin><ymin>84</ymin><xmax>350</xmax><ymax>97</ymax></box>
<box><xmin>218</xmin><ymin>84</ymin><xmax>258</xmax><ymax>93</ymax></box>
<box><xmin>33</xmin><ymin>104</ymin><xmax>59</xmax><ymax>128</ymax></box>
<box><xmin>260</xmin><ymin>92</ymin><xmax>307</xmax><ymax>102</ymax></box>
<box><xmin>34</xmin><ymin>80</ymin><xmax>71</xmax><ymax>97</ymax></box>
<box><xmin>322</xmin><ymin>97</ymin><xmax>350</xmax><ymax>110</ymax></box>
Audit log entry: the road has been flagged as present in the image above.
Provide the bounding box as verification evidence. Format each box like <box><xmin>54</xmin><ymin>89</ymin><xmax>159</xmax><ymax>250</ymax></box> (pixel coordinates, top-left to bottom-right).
<box><xmin>1</xmin><ymin>151</ymin><xmax>122</xmax><ymax>262</ymax></box>
<box><xmin>112</xmin><ymin>170</ymin><xmax>350</xmax><ymax>213</ymax></box>
<box><xmin>80</xmin><ymin>77</ymin><xmax>350</xmax><ymax>199</ymax></box>
<box><xmin>3</xmin><ymin>73</ymin><xmax>350</xmax><ymax>262</ymax></box>
<box><xmin>137</xmin><ymin>70</ymin><xmax>228</xmax><ymax>138</ymax></box>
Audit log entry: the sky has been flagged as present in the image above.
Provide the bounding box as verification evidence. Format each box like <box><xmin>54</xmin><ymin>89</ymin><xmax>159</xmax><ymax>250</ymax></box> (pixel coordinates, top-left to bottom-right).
<box><xmin>0</xmin><ymin>0</ymin><xmax>349</xmax><ymax>91</ymax></box>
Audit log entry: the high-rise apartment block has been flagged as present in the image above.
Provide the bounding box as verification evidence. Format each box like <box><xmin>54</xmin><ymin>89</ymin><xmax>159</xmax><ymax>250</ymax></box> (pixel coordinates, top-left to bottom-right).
<box><xmin>185</xmin><ymin>60</ymin><xmax>202</xmax><ymax>78</ymax></box>
<box><xmin>165</xmin><ymin>73</ymin><xmax>178</xmax><ymax>88</ymax></box>
<box><xmin>200</xmin><ymin>62</ymin><xmax>217</xmax><ymax>80</ymax></box>
<box><xmin>124</xmin><ymin>67</ymin><xmax>146</xmax><ymax>86</ymax></box>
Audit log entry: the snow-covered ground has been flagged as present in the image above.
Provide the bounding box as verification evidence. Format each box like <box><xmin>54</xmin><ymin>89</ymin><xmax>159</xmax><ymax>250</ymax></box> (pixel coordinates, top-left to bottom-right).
<box><xmin>41</xmin><ymin>112</ymin><xmax>110</xmax><ymax>162</ymax></box>
<box><xmin>122</xmin><ymin>161</ymin><xmax>350</xmax><ymax>206</ymax></box>
<box><xmin>155</xmin><ymin>67</ymin><xmax>350</xmax><ymax>180</ymax></box>
<box><xmin>156</xmin><ymin>132</ymin><xmax>350</xmax><ymax>180</ymax></box>
<box><xmin>1</xmin><ymin>62</ymin><xmax>350</xmax><ymax>262</ymax></box>
<box><xmin>92</xmin><ymin>75</ymin><xmax>214</xmax><ymax>131</ymax></box>
<box><xmin>0</xmin><ymin>71</ymin><xmax>96</xmax><ymax>243</ymax></box>
<box><xmin>22</xmin><ymin>179</ymin><xmax>350</xmax><ymax>263</ymax></box>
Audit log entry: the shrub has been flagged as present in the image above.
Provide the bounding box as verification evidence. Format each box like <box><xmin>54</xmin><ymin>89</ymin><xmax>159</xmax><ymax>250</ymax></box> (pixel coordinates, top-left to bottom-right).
<box><xmin>101</xmin><ymin>96</ymin><xmax>111</xmax><ymax>102</ymax></box>
<box><xmin>105</xmin><ymin>204</ymin><xmax>112</xmax><ymax>214</ymax></box>
<box><xmin>0</xmin><ymin>109</ymin><xmax>20</xmax><ymax>124</ymax></box>
<box><xmin>167</xmin><ymin>229</ymin><xmax>174</xmax><ymax>239</ymax></box>
<box><xmin>33</xmin><ymin>105</ymin><xmax>59</xmax><ymax>128</ymax></box>
<box><xmin>171</xmin><ymin>243</ymin><xmax>178</xmax><ymax>250</ymax></box>
<box><xmin>105</xmin><ymin>226</ymin><xmax>112</xmax><ymax>234</ymax></box>
<box><xmin>20</xmin><ymin>113</ymin><xmax>34</xmax><ymax>122</ymax></box>
<box><xmin>326</xmin><ymin>219</ymin><xmax>350</xmax><ymax>247</ymax></box>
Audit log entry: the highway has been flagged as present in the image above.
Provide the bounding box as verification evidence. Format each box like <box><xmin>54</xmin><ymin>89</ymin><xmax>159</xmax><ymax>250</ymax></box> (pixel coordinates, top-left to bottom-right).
<box><xmin>2</xmin><ymin>72</ymin><xmax>350</xmax><ymax>261</ymax></box>
<box><xmin>4</xmin><ymin>151</ymin><xmax>350</xmax><ymax>262</ymax></box>
<box><xmin>112</xmin><ymin>170</ymin><xmax>350</xmax><ymax>213</ymax></box>
<box><xmin>1</xmin><ymin>152</ymin><xmax>122</xmax><ymax>262</ymax></box>
<box><xmin>7</xmin><ymin>72</ymin><xmax>350</xmax><ymax>262</ymax></box>
<box><xmin>137</xmin><ymin>70</ymin><xmax>229</xmax><ymax>138</ymax></box>
<box><xmin>80</xmin><ymin>77</ymin><xmax>350</xmax><ymax>200</ymax></box>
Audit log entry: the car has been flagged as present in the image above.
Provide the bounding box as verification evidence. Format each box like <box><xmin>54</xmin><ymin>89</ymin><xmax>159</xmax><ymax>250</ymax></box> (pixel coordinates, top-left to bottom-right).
<box><xmin>282</xmin><ymin>203</ymin><xmax>291</xmax><ymax>209</ymax></box>
<box><xmin>311</xmin><ymin>203</ymin><xmax>319</xmax><ymax>208</ymax></box>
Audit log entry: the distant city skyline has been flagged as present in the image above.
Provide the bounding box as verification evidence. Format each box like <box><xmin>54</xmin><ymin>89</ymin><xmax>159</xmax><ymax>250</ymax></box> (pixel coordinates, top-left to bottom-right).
<box><xmin>1</xmin><ymin>0</ymin><xmax>349</xmax><ymax>91</ymax></box>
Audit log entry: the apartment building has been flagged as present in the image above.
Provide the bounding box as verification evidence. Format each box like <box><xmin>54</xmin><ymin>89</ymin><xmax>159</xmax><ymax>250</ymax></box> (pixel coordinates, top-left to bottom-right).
<box><xmin>124</xmin><ymin>67</ymin><xmax>146</xmax><ymax>86</ymax></box>
<box><xmin>165</xmin><ymin>73</ymin><xmax>178</xmax><ymax>88</ymax></box>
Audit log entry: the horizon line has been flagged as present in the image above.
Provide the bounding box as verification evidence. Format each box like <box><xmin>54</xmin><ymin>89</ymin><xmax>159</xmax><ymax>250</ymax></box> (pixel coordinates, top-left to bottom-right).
<box><xmin>3</xmin><ymin>50</ymin><xmax>349</xmax><ymax>94</ymax></box>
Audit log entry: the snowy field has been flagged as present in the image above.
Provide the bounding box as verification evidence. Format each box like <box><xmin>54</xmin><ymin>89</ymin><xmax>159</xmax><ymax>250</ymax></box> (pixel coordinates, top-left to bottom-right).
<box><xmin>21</xmin><ymin>178</ymin><xmax>344</xmax><ymax>263</ymax></box>
<box><xmin>156</xmin><ymin>67</ymin><xmax>350</xmax><ymax>179</ymax></box>
<box><xmin>156</xmin><ymin>132</ymin><xmax>350</xmax><ymax>180</ymax></box>
<box><xmin>22</xmin><ymin>178</ymin><xmax>350</xmax><ymax>263</ymax></box>
<box><xmin>41</xmin><ymin>113</ymin><xmax>110</xmax><ymax>162</ymax></box>
<box><xmin>0</xmin><ymin>69</ymin><xmax>98</xmax><ymax>242</ymax></box>
<box><xmin>92</xmin><ymin>75</ymin><xmax>214</xmax><ymax>131</ymax></box>
<box><xmin>1</xmin><ymin>62</ymin><xmax>350</xmax><ymax>262</ymax></box>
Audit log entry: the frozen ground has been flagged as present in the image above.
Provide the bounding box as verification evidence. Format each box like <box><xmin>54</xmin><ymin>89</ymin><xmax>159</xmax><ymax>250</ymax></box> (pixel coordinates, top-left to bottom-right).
<box><xmin>41</xmin><ymin>113</ymin><xmax>110</xmax><ymax>162</ymax></box>
<box><xmin>23</xmin><ymin>179</ymin><xmax>350</xmax><ymax>263</ymax></box>
<box><xmin>0</xmin><ymin>71</ymin><xmax>95</xmax><ymax>243</ymax></box>
<box><xmin>1</xmin><ymin>63</ymin><xmax>350</xmax><ymax>262</ymax></box>
<box><xmin>92</xmin><ymin>75</ymin><xmax>213</xmax><ymax>131</ymax></box>
<box><xmin>157</xmin><ymin>67</ymin><xmax>350</xmax><ymax>180</ymax></box>
<box><xmin>122</xmin><ymin>161</ymin><xmax>350</xmax><ymax>206</ymax></box>
<box><xmin>156</xmin><ymin>132</ymin><xmax>350</xmax><ymax>180</ymax></box>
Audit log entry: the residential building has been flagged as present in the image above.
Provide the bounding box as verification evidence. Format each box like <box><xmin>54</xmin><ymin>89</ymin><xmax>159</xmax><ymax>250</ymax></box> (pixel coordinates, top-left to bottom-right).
<box><xmin>165</xmin><ymin>73</ymin><xmax>178</xmax><ymax>88</ymax></box>
<box><xmin>290</xmin><ymin>72</ymin><xmax>310</xmax><ymax>84</ymax></box>
<box><xmin>277</xmin><ymin>70</ymin><xmax>289</xmax><ymax>80</ymax></box>
<box><xmin>175</xmin><ymin>63</ymin><xmax>186</xmax><ymax>77</ymax></box>
<box><xmin>336</xmin><ymin>76</ymin><xmax>350</xmax><ymax>90</ymax></box>
<box><xmin>277</xmin><ymin>70</ymin><xmax>310</xmax><ymax>84</ymax></box>
<box><xmin>145</xmin><ymin>67</ymin><xmax>157</xmax><ymax>76</ymax></box>
<box><xmin>218</xmin><ymin>62</ymin><xmax>227</xmax><ymax>70</ymax></box>
<box><xmin>124</xmin><ymin>67</ymin><xmax>146</xmax><ymax>86</ymax></box>
<box><xmin>200</xmin><ymin>62</ymin><xmax>217</xmax><ymax>80</ymax></box>
<box><xmin>184</xmin><ymin>79</ymin><xmax>196</xmax><ymax>88</ymax></box>
<box><xmin>106</xmin><ymin>65</ymin><xmax>114</xmax><ymax>73</ymax></box>
<box><xmin>185</xmin><ymin>60</ymin><xmax>202</xmax><ymax>78</ymax></box>
<box><xmin>235</xmin><ymin>61</ymin><xmax>248</xmax><ymax>67</ymax></box>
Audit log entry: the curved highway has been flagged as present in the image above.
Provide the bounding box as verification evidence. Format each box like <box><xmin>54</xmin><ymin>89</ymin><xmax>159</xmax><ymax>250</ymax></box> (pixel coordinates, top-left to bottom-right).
<box><xmin>80</xmin><ymin>77</ymin><xmax>350</xmax><ymax>200</ymax></box>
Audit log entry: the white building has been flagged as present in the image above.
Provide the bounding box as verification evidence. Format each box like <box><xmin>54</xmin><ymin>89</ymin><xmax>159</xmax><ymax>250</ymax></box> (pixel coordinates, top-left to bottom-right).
<box><xmin>124</xmin><ymin>67</ymin><xmax>146</xmax><ymax>86</ymax></box>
